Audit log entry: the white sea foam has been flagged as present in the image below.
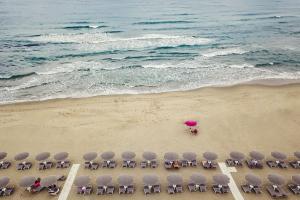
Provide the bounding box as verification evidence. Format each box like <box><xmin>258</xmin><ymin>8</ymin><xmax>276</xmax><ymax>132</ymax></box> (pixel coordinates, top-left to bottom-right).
<box><xmin>30</xmin><ymin>33</ymin><xmax>212</xmax><ymax>51</ymax></box>
<box><xmin>202</xmin><ymin>48</ymin><xmax>247</xmax><ymax>58</ymax></box>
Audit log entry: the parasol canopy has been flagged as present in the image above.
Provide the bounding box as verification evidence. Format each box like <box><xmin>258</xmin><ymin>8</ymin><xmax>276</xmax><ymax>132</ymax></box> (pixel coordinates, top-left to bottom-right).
<box><xmin>143</xmin><ymin>175</ymin><xmax>159</xmax><ymax>185</ymax></box>
<box><xmin>15</xmin><ymin>152</ymin><xmax>29</xmax><ymax>161</ymax></box>
<box><xmin>0</xmin><ymin>177</ymin><xmax>9</xmax><ymax>187</ymax></box>
<box><xmin>0</xmin><ymin>152</ymin><xmax>7</xmax><ymax>160</ymax></box>
<box><xmin>35</xmin><ymin>152</ymin><xmax>50</xmax><ymax>161</ymax></box>
<box><xmin>96</xmin><ymin>175</ymin><xmax>112</xmax><ymax>186</ymax></box>
<box><xmin>271</xmin><ymin>152</ymin><xmax>287</xmax><ymax>161</ymax></box>
<box><xmin>203</xmin><ymin>152</ymin><xmax>218</xmax><ymax>161</ymax></box>
<box><xmin>183</xmin><ymin>152</ymin><xmax>197</xmax><ymax>161</ymax></box>
<box><xmin>143</xmin><ymin>152</ymin><xmax>157</xmax><ymax>161</ymax></box>
<box><xmin>245</xmin><ymin>174</ymin><xmax>262</xmax><ymax>186</ymax></box>
<box><xmin>213</xmin><ymin>174</ymin><xmax>230</xmax><ymax>185</ymax></box>
<box><xmin>54</xmin><ymin>152</ymin><xmax>69</xmax><ymax>161</ymax></box>
<box><xmin>249</xmin><ymin>151</ymin><xmax>265</xmax><ymax>160</ymax></box>
<box><xmin>190</xmin><ymin>173</ymin><xmax>206</xmax><ymax>185</ymax></box>
<box><xmin>167</xmin><ymin>174</ymin><xmax>183</xmax><ymax>185</ymax></box>
<box><xmin>118</xmin><ymin>175</ymin><xmax>133</xmax><ymax>186</ymax></box>
<box><xmin>83</xmin><ymin>152</ymin><xmax>97</xmax><ymax>161</ymax></box>
<box><xmin>268</xmin><ymin>174</ymin><xmax>285</xmax><ymax>186</ymax></box>
<box><xmin>184</xmin><ymin>120</ymin><xmax>197</xmax><ymax>127</ymax></box>
<box><xmin>40</xmin><ymin>176</ymin><xmax>57</xmax><ymax>187</ymax></box>
<box><xmin>19</xmin><ymin>176</ymin><xmax>36</xmax><ymax>187</ymax></box>
<box><xmin>101</xmin><ymin>151</ymin><xmax>115</xmax><ymax>160</ymax></box>
<box><xmin>74</xmin><ymin>176</ymin><xmax>90</xmax><ymax>187</ymax></box>
<box><xmin>164</xmin><ymin>152</ymin><xmax>179</xmax><ymax>161</ymax></box>
<box><xmin>230</xmin><ymin>151</ymin><xmax>245</xmax><ymax>161</ymax></box>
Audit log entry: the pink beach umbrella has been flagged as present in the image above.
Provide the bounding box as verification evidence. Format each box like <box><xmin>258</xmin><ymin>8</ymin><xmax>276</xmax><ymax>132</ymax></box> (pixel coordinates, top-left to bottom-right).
<box><xmin>184</xmin><ymin>120</ymin><xmax>197</xmax><ymax>127</ymax></box>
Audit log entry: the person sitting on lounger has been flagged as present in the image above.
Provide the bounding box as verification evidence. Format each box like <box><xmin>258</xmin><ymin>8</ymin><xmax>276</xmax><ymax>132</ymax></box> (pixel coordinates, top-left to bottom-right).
<box><xmin>30</xmin><ymin>178</ymin><xmax>41</xmax><ymax>192</ymax></box>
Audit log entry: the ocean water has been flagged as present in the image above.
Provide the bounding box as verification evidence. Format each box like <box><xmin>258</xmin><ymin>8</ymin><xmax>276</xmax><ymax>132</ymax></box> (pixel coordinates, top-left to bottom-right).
<box><xmin>0</xmin><ymin>0</ymin><xmax>300</xmax><ymax>103</ymax></box>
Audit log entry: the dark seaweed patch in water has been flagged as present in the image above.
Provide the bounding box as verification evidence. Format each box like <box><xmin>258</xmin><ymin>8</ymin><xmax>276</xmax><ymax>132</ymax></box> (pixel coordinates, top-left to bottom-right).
<box><xmin>104</xmin><ymin>30</ymin><xmax>123</xmax><ymax>33</ymax></box>
<box><xmin>133</xmin><ymin>20</ymin><xmax>195</xmax><ymax>25</ymax></box>
<box><xmin>0</xmin><ymin>72</ymin><xmax>36</xmax><ymax>80</ymax></box>
<box><xmin>255</xmin><ymin>62</ymin><xmax>281</xmax><ymax>67</ymax></box>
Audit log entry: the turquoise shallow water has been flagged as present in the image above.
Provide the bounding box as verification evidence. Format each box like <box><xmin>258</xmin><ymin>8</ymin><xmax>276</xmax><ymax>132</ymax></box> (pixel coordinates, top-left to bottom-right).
<box><xmin>0</xmin><ymin>0</ymin><xmax>300</xmax><ymax>103</ymax></box>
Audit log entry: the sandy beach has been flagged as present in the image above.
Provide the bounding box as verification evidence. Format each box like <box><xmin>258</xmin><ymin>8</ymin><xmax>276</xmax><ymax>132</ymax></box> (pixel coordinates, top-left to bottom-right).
<box><xmin>0</xmin><ymin>83</ymin><xmax>300</xmax><ymax>200</ymax></box>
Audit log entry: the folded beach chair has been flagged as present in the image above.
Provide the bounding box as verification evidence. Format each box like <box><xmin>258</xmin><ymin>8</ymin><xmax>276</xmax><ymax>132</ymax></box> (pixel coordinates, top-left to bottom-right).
<box><xmin>266</xmin><ymin>174</ymin><xmax>288</xmax><ymax>198</ymax></box>
<box><xmin>288</xmin><ymin>175</ymin><xmax>300</xmax><ymax>195</ymax></box>
<box><xmin>246</xmin><ymin>151</ymin><xmax>264</xmax><ymax>169</ymax></box>
<box><xmin>266</xmin><ymin>152</ymin><xmax>288</xmax><ymax>169</ymax></box>
<box><xmin>15</xmin><ymin>152</ymin><xmax>32</xmax><ymax>170</ymax></box>
<box><xmin>141</xmin><ymin>152</ymin><xmax>158</xmax><ymax>168</ymax></box>
<box><xmin>54</xmin><ymin>152</ymin><xmax>71</xmax><ymax>168</ymax></box>
<box><xmin>181</xmin><ymin>152</ymin><xmax>197</xmax><ymax>167</ymax></box>
<box><xmin>212</xmin><ymin>174</ymin><xmax>230</xmax><ymax>194</ymax></box>
<box><xmin>241</xmin><ymin>174</ymin><xmax>262</xmax><ymax>194</ymax></box>
<box><xmin>121</xmin><ymin>152</ymin><xmax>136</xmax><ymax>168</ymax></box>
<box><xmin>202</xmin><ymin>152</ymin><xmax>218</xmax><ymax>169</ymax></box>
<box><xmin>96</xmin><ymin>175</ymin><xmax>114</xmax><ymax>195</ymax></box>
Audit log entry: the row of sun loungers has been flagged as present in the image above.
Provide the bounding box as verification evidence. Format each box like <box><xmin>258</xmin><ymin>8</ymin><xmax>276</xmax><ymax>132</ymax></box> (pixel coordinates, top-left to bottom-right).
<box><xmin>1</xmin><ymin>173</ymin><xmax>299</xmax><ymax>198</ymax></box>
<box><xmin>0</xmin><ymin>175</ymin><xmax>65</xmax><ymax>197</ymax></box>
<box><xmin>1</xmin><ymin>151</ymin><xmax>300</xmax><ymax>171</ymax></box>
<box><xmin>72</xmin><ymin>173</ymin><xmax>300</xmax><ymax>197</ymax></box>
<box><xmin>0</xmin><ymin>152</ymin><xmax>71</xmax><ymax>170</ymax></box>
<box><xmin>73</xmin><ymin>174</ymin><xmax>229</xmax><ymax>195</ymax></box>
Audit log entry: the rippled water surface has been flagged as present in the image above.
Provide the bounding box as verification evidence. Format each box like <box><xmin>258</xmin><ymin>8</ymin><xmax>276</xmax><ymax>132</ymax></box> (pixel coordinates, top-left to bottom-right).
<box><xmin>0</xmin><ymin>0</ymin><xmax>300</xmax><ymax>103</ymax></box>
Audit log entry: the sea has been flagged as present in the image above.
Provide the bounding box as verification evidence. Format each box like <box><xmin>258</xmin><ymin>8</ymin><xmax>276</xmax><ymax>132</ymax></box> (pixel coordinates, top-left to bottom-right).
<box><xmin>0</xmin><ymin>0</ymin><xmax>300</xmax><ymax>104</ymax></box>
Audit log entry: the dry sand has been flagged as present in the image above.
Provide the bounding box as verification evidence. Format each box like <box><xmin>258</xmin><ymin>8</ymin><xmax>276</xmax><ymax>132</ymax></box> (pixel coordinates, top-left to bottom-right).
<box><xmin>0</xmin><ymin>83</ymin><xmax>300</xmax><ymax>200</ymax></box>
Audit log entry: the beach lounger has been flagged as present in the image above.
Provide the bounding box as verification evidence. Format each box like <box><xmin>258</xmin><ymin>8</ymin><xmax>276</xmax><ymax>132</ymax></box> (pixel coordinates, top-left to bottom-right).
<box><xmin>288</xmin><ymin>175</ymin><xmax>300</xmax><ymax>195</ymax></box>
<box><xmin>141</xmin><ymin>161</ymin><xmax>147</xmax><ymax>168</ymax></box>
<box><xmin>212</xmin><ymin>185</ymin><xmax>222</xmax><ymax>193</ymax></box>
<box><xmin>267</xmin><ymin>185</ymin><xmax>288</xmax><ymax>198</ymax></box>
<box><xmin>143</xmin><ymin>185</ymin><xmax>151</xmax><ymax>195</ymax></box>
<box><xmin>267</xmin><ymin>160</ymin><xmax>288</xmax><ymax>169</ymax></box>
<box><xmin>119</xmin><ymin>186</ymin><xmax>126</xmax><ymax>194</ymax></box>
<box><xmin>164</xmin><ymin>161</ymin><xmax>172</xmax><ymax>169</ymax></box>
<box><xmin>0</xmin><ymin>187</ymin><xmax>14</xmax><ymax>197</ymax></box>
<box><xmin>288</xmin><ymin>184</ymin><xmax>300</xmax><ymax>195</ymax></box>
<box><xmin>96</xmin><ymin>186</ymin><xmax>105</xmax><ymax>195</ymax></box>
<box><xmin>167</xmin><ymin>186</ymin><xmax>175</xmax><ymax>194</ymax></box>
<box><xmin>77</xmin><ymin>186</ymin><xmax>92</xmax><ymax>195</ymax></box>
<box><xmin>102</xmin><ymin>160</ymin><xmax>116</xmax><ymax>168</ymax></box>
<box><xmin>150</xmin><ymin>160</ymin><xmax>158</xmax><ymax>168</ymax></box>
<box><xmin>127</xmin><ymin>185</ymin><xmax>134</xmax><ymax>194</ymax></box>
<box><xmin>246</xmin><ymin>160</ymin><xmax>263</xmax><ymax>169</ymax></box>
<box><xmin>175</xmin><ymin>185</ymin><xmax>183</xmax><ymax>193</ymax></box>
<box><xmin>202</xmin><ymin>161</ymin><xmax>217</xmax><ymax>169</ymax></box>
<box><xmin>153</xmin><ymin>185</ymin><xmax>160</xmax><ymax>193</ymax></box>
<box><xmin>226</xmin><ymin>159</ymin><xmax>243</xmax><ymax>167</ymax></box>
<box><xmin>0</xmin><ymin>161</ymin><xmax>11</xmax><ymax>170</ymax></box>
<box><xmin>107</xmin><ymin>186</ymin><xmax>114</xmax><ymax>194</ymax></box>
<box><xmin>290</xmin><ymin>161</ymin><xmax>300</xmax><ymax>169</ymax></box>
<box><xmin>56</xmin><ymin>160</ymin><xmax>71</xmax><ymax>168</ymax></box>
<box><xmin>96</xmin><ymin>185</ymin><xmax>114</xmax><ymax>195</ymax></box>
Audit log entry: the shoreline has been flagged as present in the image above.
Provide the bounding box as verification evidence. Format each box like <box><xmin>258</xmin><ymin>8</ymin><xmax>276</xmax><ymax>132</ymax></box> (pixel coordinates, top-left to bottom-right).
<box><xmin>1</xmin><ymin>77</ymin><xmax>300</xmax><ymax>107</ymax></box>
